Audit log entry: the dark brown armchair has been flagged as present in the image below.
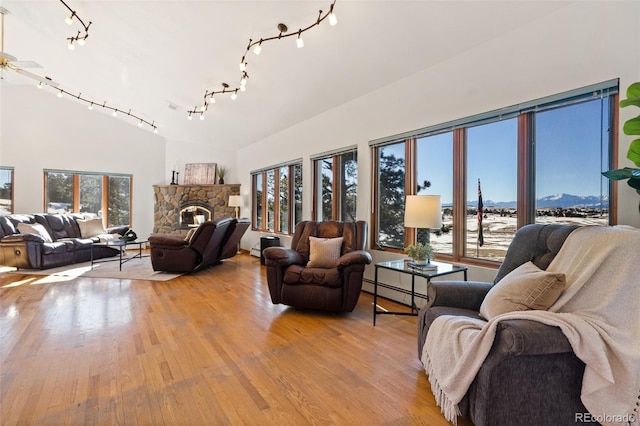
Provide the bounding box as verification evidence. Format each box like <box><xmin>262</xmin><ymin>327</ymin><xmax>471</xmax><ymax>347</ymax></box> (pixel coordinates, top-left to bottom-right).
<box><xmin>219</xmin><ymin>218</ymin><xmax>251</xmax><ymax>261</ymax></box>
<box><xmin>149</xmin><ymin>217</ymin><xmax>233</xmax><ymax>273</ymax></box>
<box><xmin>263</xmin><ymin>220</ymin><xmax>372</xmax><ymax>312</ymax></box>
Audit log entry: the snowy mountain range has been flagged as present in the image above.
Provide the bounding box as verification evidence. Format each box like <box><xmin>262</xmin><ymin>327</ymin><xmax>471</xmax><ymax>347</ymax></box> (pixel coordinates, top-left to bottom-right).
<box><xmin>464</xmin><ymin>193</ymin><xmax>609</xmax><ymax>209</ymax></box>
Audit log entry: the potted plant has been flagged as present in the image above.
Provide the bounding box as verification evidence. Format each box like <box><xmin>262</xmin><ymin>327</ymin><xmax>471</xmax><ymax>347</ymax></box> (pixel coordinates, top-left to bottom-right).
<box><xmin>602</xmin><ymin>82</ymin><xmax>640</xmax><ymax>213</ymax></box>
<box><xmin>404</xmin><ymin>242</ymin><xmax>433</xmax><ymax>266</ymax></box>
<box><xmin>217</xmin><ymin>166</ymin><xmax>228</xmax><ymax>184</ymax></box>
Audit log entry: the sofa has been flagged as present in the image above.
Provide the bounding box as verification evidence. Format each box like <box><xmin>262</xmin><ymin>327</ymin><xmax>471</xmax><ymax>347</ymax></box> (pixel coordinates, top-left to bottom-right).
<box><xmin>0</xmin><ymin>213</ymin><xmax>128</xmax><ymax>269</ymax></box>
<box><xmin>417</xmin><ymin>224</ymin><xmax>640</xmax><ymax>426</ymax></box>
<box><xmin>263</xmin><ymin>220</ymin><xmax>372</xmax><ymax>312</ymax></box>
<box><xmin>149</xmin><ymin>217</ymin><xmax>250</xmax><ymax>273</ymax></box>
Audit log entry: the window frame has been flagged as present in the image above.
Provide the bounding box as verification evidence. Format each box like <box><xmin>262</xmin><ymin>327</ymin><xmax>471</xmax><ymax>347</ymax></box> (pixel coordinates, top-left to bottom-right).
<box><xmin>43</xmin><ymin>169</ymin><xmax>133</xmax><ymax>227</ymax></box>
<box><xmin>251</xmin><ymin>160</ymin><xmax>302</xmax><ymax>235</ymax></box>
<box><xmin>370</xmin><ymin>80</ymin><xmax>618</xmax><ymax>267</ymax></box>
<box><xmin>311</xmin><ymin>146</ymin><xmax>358</xmax><ymax>222</ymax></box>
<box><xmin>0</xmin><ymin>166</ymin><xmax>15</xmax><ymax>214</ymax></box>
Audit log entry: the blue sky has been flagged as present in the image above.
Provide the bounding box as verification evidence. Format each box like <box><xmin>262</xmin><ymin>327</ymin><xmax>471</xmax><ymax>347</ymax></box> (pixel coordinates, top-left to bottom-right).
<box><xmin>416</xmin><ymin>97</ymin><xmax>609</xmax><ymax>204</ymax></box>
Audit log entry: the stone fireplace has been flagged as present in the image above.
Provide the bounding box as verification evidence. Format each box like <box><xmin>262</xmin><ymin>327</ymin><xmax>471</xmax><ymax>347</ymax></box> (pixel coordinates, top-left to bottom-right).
<box><xmin>153</xmin><ymin>184</ymin><xmax>240</xmax><ymax>236</ymax></box>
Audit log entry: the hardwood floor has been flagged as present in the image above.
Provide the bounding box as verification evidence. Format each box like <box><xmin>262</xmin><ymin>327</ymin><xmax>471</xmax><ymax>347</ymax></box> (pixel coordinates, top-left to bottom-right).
<box><xmin>0</xmin><ymin>253</ymin><xmax>472</xmax><ymax>425</ymax></box>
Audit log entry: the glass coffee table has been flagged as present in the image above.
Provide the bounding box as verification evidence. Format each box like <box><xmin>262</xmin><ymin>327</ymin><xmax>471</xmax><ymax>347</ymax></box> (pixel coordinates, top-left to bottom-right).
<box><xmin>91</xmin><ymin>239</ymin><xmax>149</xmax><ymax>271</ymax></box>
<box><xmin>373</xmin><ymin>259</ymin><xmax>467</xmax><ymax>326</ymax></box>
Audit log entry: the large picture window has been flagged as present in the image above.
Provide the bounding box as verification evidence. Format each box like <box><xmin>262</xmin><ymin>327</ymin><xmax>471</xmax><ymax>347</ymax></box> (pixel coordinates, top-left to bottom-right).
<box><xmin>371</xmin><ymin>80</ymin><xmax>617</xmax><ymax>264</ymax></box>
<box><xmin>44</xmin><ymin>170</ymin><xmax>133</xmax><ymax>227</ymax></box>
<box><xmin>252</xmin><ymin>160</ymin><xmax>302</xmax><ymax>234</ymax></box>
<box><xmin>0</xmin><ymin>166</ymin><xmax>14</xmax><ymax>214</ymax></box>
<box><xmin>312</xmin><ymin>147</ymin><xmax>358</xmax><ymax>222</ymax></box>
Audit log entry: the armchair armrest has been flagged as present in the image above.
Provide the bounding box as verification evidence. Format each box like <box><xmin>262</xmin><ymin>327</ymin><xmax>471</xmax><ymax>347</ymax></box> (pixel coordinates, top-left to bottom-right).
<box><xmin>107</xmin><ymin>225</ymin><xmax>129</xmax><ymax>236</ymax></box>
<box><xmin>263</xmin><ymin>246</ymin><xmax>305</xmax><ymax>267</ymax></box>
<box><xmin>492</xmin><ymin>319</ymin><xmax>574</xmax><ymax>357</ymax></box>
<box><xmin>148</xmin><ymin>235</ymin><xmax>189</xmax><ymax>247</ymax></box>
<box><xmin>337</xmin><ymin>250</ymin><xmax>372</xmax><ymax>269</ymax></box>
<box><xmin>428</xmin><ymin>280</ymin><xmax>493</xmax><ymax>311</ymax></box>
<box><xmin>2</xmin><ymin>233</ymin><xmax>46</xmax><ymax>244</ymax></box>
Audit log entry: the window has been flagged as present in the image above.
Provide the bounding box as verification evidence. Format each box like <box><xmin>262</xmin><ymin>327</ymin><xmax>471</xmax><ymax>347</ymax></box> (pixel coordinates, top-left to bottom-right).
<box><xmin>0</xmin><ymin>166</ymin><xmax>14</xmax><ymax>214</ymax></box>
<box><xmin>252</xmin><ymin>160</ymin><xmax>302</xmax><ymax>234</ymax></box>
<box><xmin>466</xmin><ymin>119</ymin><xmax>518</xmax><ymax>260</ymax></box>
<box><xmin>44</xmin><ymin>170</ymin><xmax>133</xmax><ymax>227</ymax></box>
<box><xmin>278</xmin><ymin>166</ymin><xmax>289</xmax><ymax>233</ymax></box>
<box><xmin>370</xmin><ymin>80</ymin><xmax>617</xmax><ymax>264</ymax></box>
<box><xmin>375</xmin><ymin>142</ymin><xmax>406</xmax><ymax>248</ymax></box>
<box><xmin>312</xmin><ymin>147</ymin><xmax>358</xmax><ymax>222</ymax></box>
<box><xmin>416</xmin><ymin>132</ymin><xmax>454</xmax><ymax>254</ymax></box>
<box><xmin>534</xmin><ymin>98</ymin><xmax>611</xmax><ymax>225</ymax></box>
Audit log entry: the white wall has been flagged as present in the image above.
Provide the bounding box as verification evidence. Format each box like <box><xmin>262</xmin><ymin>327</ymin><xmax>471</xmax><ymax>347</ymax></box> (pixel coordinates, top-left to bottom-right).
<box><xmin>235</xmin><ymin>1</ymin><xmax>640</xmax><ymax>302</ymax></box>
<box><xmin>0</xmin><ymin>85</ymin><xmax>165</xmax><ymax>240</ymax></box>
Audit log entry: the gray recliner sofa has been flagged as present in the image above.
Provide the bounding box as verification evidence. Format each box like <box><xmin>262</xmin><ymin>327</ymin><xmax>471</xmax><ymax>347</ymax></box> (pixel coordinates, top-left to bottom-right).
<box><xmin>417</xmin><ymin>224</ymin><xmax>601</xmax><ymax>426</ymax></box>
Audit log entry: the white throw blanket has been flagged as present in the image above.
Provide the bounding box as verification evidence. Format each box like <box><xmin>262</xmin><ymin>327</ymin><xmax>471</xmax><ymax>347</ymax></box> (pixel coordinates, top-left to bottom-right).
<box><xmin>422</xmin><ymin>225</ymin><xmax>640</xmax><ymax>425</ymax></box>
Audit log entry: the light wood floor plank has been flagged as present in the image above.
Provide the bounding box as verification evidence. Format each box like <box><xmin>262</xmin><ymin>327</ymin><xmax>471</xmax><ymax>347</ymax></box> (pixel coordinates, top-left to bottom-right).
<box><xmin>0</xmin><ymin>253</ymin><xmax>472</xmax><ymax>425</ymax></box>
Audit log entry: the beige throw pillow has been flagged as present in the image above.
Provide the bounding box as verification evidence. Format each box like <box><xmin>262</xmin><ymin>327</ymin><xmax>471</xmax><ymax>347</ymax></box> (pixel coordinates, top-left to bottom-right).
<box><xmin>479</xmin><ymin>261</ymin><xmax>566</xmax><ymax>321</ymax></box>
<box><xmin>77</xmin><ymin>217</ymin><xmax>107</xmax><ymax>238</ymax></box>
<box><xmin>17</xmin><ymin>222</ymin><xmax>53</xmax><ymax>243</ymax></box>
<box><xmin>307</xmin><ymin>236</ymin><xmax>344</xmax><ymax>268</ymax></box>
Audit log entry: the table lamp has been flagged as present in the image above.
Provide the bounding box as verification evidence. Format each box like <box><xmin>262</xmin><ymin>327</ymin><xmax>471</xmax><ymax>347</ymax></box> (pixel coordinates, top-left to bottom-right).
<box><xmin>404</xmin><ymin>195</ymin><xmax>442</xmax><ymax>244</ymax></box>
<box><xmin>228</xmin><ymin>195</ymin><xmax>242</xmax><ymax>219</ymax></box>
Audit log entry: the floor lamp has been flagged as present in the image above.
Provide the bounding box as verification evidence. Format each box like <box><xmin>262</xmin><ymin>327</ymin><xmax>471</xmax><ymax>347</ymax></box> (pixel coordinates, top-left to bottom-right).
<box><xmin>404</xmin><ymin>195</ymin><xmax>442</xmax><ymax>265</ymax></box>
<box><xmin>228</xmin><ymin>195</ymin><xmax>243</xmax><ymax>253</ymax></box>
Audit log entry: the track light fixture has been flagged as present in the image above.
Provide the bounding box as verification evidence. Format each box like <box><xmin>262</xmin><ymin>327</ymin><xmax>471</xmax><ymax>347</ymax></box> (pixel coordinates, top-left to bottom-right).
<box><xmin>187</xmin><ymin>0</ymin><xmax>337</xmax><ymax>119</ymax></box>
<box><xmin>60</xmin><ymin>0</ymin><xmax>91</xmax><ymax>49</ymax></box>
<box><xmin>44</xmin><ymin>84</ymin><xmax>158</xmax><ymax>132</ymax></box>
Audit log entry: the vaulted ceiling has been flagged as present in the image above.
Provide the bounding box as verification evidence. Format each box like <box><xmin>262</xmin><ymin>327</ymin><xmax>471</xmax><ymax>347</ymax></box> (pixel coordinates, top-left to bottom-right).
<box><xmin>1</xmin><ymin>1</ymin><xmax>569</xmax><ymax>148</ymax></box>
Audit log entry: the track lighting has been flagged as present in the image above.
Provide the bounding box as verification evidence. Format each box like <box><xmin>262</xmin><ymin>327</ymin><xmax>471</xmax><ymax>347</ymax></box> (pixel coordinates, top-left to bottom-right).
<box><xmin>60</xmin><ymin>0</ymin><xmax>91</xmax><ymax>48</ymax></box>
<box><xmin>209</xmin><ymin>95</ymin><xmax>215</xmax><ymax>104</ymax></box>
<box><xmin>188</xmin><ymin>1</ymin><xmax>337</xmax><ymax>119</ymax></box>
<box><xmin>30</xmin><ymin>76</ymin><xmax>157</xmax><ymax>133</ymax></box>
<box><xmin>188</xmin><ymin>112</ymin><xmax>193</xmax><ymax>120</ymax></box>
<box><xmin>329</xmin><ymin>4</ymin><xmax>337</xmax><ymax>26</ymax></box>
<box><xmin>253</xmin><ymin>41</ymin><xmax>262</xmax><ymax>55</ymax></box>
<box><xmin>199</xmin><ymin>114</ymin><xmax>205</xmax><ymax>120</ymax></box>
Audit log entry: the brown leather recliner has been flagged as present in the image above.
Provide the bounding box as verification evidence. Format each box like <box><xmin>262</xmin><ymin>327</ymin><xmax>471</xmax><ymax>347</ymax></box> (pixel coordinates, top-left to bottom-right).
<box><xmin>263</xmin><ymin>220</ymin><xmax>372</xmax><ymax>312</ymax></box>
<box><xmin>149</xmin><ymin>217</ymin><xmax>233</xmax><ymax>273</ymax></box>
<box><xmin>219</xmin><ymin>218</ymin><xmax>251</xmax><ymax>261</ymax></box>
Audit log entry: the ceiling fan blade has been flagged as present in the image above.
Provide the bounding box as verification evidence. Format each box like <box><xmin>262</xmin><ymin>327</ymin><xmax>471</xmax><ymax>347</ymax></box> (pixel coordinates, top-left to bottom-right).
<box><xmin>15</xmin><ymin>68</ymin><xmax>59</xmax><ymax>87</ymax></box>
<box><xmin>12</xmin><ymin>60</ymin><xmax>41</xmax><ymax>68</ymax></box>
<box><xmin>0</xmin><ymin>51</ymin><xmax>17</xmax><ymax>62</ymax></box>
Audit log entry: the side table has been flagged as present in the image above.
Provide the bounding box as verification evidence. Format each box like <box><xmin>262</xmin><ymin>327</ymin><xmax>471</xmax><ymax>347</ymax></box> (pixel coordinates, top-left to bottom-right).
<box><xmin>91</xmin><ymin>239</ymin><xmax>149</xmax><ymax>271</ymax></box>
<box><xmin>373</xmin><ymin>259</ymin><xmax>467</xmax><ymax>326</ymax></box>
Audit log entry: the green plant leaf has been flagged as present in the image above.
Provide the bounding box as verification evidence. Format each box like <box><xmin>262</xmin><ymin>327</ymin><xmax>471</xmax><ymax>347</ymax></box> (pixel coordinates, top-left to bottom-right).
<box><xmin>620</xmin><ymin>97</ymin><xmax>640</xmax><ymax>108</ymax></box>
<box><xmin>602</xmin><ymin>167</ymin><xmax>639</xmax><ymax>180</ymax></box>
<box><xmin>628</xmin><ymin>176</ymin><xmax>640</xmax><ymax>191</ymax></box>
<box><xmin>623</xmin><ymin>115</ymin><xmax>640</xmax><ymax>136</ymax></box>
<box><xmin>627</xmin><ymin>139</ymin><xmax>640</xmax><ymax>167</ymax></box>
<box><xmin>622</xmin><ymin>82</ymin><xmax>640</xmax><ymax>101</ymax></box>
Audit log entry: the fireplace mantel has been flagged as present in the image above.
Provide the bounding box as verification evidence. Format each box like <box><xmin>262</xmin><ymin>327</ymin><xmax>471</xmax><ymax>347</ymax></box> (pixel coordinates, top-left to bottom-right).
<box><xmin>153</xmin><ymin>184</ymin><xmax>241</xmax><ymax>236</ymax></box>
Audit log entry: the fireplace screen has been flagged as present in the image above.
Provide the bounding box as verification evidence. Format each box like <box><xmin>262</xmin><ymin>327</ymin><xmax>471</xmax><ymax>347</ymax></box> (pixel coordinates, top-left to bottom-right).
<box><xmin>179</xmin><ymin>203</ymin><xmax>213</xmax><ymax>228</ymax></box>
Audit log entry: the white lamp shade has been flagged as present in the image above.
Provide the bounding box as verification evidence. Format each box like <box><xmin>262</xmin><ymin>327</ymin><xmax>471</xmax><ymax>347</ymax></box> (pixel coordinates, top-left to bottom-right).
<box><xmin>404</xmin><ymin>195</ymin><xmax>442</xmax><ymax>229</ymax></box>
<box><xmin>228</xmin><ymin>195</ymin><xmax>242</xmax><ymax>207</ymax></box>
